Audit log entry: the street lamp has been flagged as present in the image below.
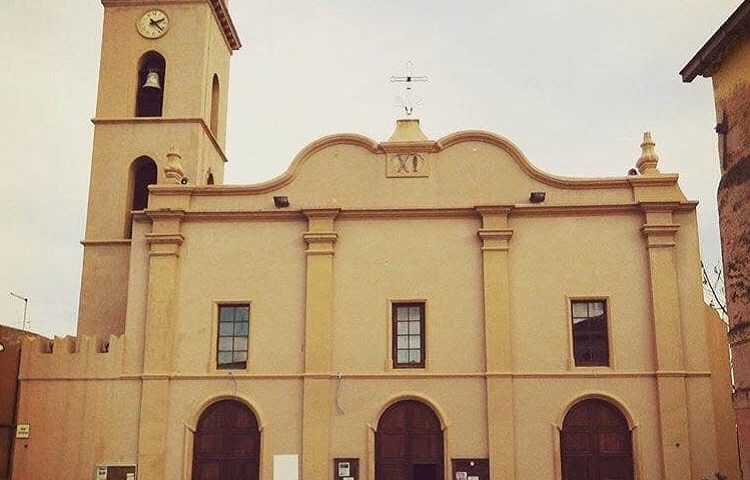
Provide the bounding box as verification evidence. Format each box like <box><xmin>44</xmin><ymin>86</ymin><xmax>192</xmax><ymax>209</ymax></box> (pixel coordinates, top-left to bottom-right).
<box><xmin>9</xmin><ymin>292</ymin><xmax>28</xmax><ymax>331</ymax></box>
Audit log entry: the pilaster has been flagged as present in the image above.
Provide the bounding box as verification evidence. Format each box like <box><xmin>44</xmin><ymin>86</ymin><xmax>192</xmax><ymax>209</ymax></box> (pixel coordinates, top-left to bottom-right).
<box><xmin>640</xmin><ymin>202</ymin><xmax>692</xmax><ymax>479</ymax></box>
<box><xmin>476</xmin><ymin>206</ymin><xmax>515</xmax><ymax>480</ymax></box>
<box><xmin>301</xmin><ymin>209</ymin><xmax>339</xmax><ymax>480</ymax></box>
<box><xmin>137</xmin><ymin>209</ymin><xmax>185</xmax><ymax>480</ymax></box>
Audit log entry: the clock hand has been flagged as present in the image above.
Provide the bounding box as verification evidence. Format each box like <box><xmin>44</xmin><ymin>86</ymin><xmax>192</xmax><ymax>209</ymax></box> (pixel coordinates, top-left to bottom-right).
<box><xmin>149</xmin><ymin>18</ymin><xmax>164</xmax><ymax>31</ymax></box>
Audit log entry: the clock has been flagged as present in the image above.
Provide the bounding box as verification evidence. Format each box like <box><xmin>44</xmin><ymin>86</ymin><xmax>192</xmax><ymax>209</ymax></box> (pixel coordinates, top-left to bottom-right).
<box><xmin>137</xmin><ymin>10</ymin><xmax>169</xmax><ymax>39</ymax></box>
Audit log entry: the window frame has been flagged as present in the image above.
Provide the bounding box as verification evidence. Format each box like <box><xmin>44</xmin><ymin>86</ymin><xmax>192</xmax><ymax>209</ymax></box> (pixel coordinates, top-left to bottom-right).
<box><xmin>213</xmin><ymin>302</ymin><xmax>251</xmax><ymax>371</ymax></box>
<box><xmin>391</xmin><ymin>301</ymin><xmax>426</xmax><ymax>369</ymax></box>
<box><xmin>568</xmin><ymin>297</ymin><xmax>612</xmax><ymax>368</ymax></box>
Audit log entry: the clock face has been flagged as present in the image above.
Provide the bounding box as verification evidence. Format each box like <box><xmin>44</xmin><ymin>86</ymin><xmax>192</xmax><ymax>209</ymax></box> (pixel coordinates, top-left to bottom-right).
<box><xmin>137</xmin><ymin>10</ymin><xmax>169</xmax><ymax>39</ymax></box>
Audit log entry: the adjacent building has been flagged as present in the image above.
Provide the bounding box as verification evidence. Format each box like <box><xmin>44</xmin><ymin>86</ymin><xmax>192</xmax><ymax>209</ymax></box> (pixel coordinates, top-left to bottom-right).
<box><xmin>0</xmin><ymin>325</ymin><xmax>47</xmax><ymax>480</ymax></box>
<box><xmin>8</xmin><ymin>1</ymin><xmax>741</xmax><ymax>479</ymax></box>
<box><xmin>681</xmin><ymin>0</ymin><xmax>750</xmax><ymax>475</ymax></box>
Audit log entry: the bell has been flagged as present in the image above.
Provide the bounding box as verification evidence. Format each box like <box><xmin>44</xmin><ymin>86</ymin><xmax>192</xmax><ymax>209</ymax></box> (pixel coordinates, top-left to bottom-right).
<box><xmin>142</xmin><ymin>70</ymin><xmax>161</xmax><ymax>90</ymax></box>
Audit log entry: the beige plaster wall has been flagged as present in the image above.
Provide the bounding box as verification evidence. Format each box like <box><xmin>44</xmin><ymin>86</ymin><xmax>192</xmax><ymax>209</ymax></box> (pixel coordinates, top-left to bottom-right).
<box><xmin>509</xmin><ymin>214</ymin><xmax>654</xmax><ymax>372</ymax></box>
<box><xmin>333</xmin><ymin>218</ymin><xmax>484</xmax><ymax>373</ymax></box>
<box><xmin>12</xmin><ymin>377</ymin><xmax>141</xmax><ymax>479</ymax></box>
<box><xmin>173</xmin><ymin>220</ymin><xmax>307</xmax><ymax>374</ymax></box>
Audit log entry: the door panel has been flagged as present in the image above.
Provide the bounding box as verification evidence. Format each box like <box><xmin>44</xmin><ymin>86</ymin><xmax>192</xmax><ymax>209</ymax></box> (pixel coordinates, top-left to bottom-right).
<box><xmin>193</xmin><ymin>400</ymin><xmax>260</xmax><ymax>480</ymax></box>
<box><xmin>561</xmin><ymin>399</ymin><xmax>633</xmax><ymax>480</ymax></box>
<box><xmin>376</xmin><ymin>400</ymin><xmax>444</xmax><ymax>480</ymax></box>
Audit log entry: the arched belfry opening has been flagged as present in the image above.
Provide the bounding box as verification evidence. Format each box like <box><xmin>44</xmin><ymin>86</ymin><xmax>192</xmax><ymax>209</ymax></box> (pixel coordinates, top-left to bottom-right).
<box><xmin>561</xmin><ymin>398</ymin><xmax>634</xmax><ymax>480</ymax></box>
<box><xmin>192</xmin><ymin>399</ymin><xmax>260</xmax><ymax>480</ymax></box>
<box><xmin>136</xmin><ymin>51</ymin><xmax>166</xmax><ymax>117</ymax></box>
<box><xmin>210</xmin><ymin>74</ymin><xmax>220</xmax><ymax>135</ymax></box>
<box><xmin>376</xmin><ymin>400</ymin><xmax>444</xmax><ymax>480</ymax></box>
<box><xmin>126</xmin><ymin>156</ymin><xmax>157</xmax><ymax>238</ymax></box>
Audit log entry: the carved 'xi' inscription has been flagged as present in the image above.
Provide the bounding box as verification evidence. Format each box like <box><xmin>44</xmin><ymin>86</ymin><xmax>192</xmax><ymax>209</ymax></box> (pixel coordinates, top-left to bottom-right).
<box><xmin>387</xmin><ymin>153</ymin><xmax>430</xmax><ymax>178</ymax></box>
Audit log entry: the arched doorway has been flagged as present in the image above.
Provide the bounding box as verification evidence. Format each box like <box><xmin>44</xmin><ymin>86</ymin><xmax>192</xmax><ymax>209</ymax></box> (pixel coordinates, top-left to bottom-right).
<box><xmin>561</xmin><ymin>398</ymin><xmax>633</xmax><ymax>480</ymax></box>
<box><xmin>376</xmin><ymin>399</ymin><xmax>444</xmax><ymax>480</ymax></box>
<box><xmin>192</xmin><ymin>399</ymin><xmax>260</xmax><ymax>480</ymax></box>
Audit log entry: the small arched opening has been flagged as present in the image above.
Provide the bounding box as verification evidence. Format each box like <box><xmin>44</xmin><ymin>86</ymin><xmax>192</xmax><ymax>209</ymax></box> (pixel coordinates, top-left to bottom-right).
<box><xmin>210</xmin><ymin>74</ymin><xmax>220</xmax><ymax>135</ymax></box>
<box><xmin>192</xmin><ymin>399</ymin><xmax>260</xmax><ymax>480</ymax></box>
<box><xmin>206</xmin><ymin>172</ymin><xmax>215</xmax><ymax>185</ymax></box>
<box><xmin>136</xmin><ymin>51</ymin><xmax>166</xmax><ymax>117</ymax></box>
<box><xmin>376</xmin><ymin>399</ymin><xmax>444</xmax><ymax>480</ymax></box>
<box><xmin>561</xmin><ymin>398</ymin><xmax>634</xmax><ymax>480</ymax></box>
<box><xmin>126</xmin><ymin>156</ymin><xmax>157</xmax><ymax>238</ymax></box>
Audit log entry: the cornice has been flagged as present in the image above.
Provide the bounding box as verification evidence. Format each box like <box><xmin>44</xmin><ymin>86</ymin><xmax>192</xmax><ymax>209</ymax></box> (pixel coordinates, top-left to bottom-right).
<box><xmin>638</xmin><ymin>201</ymin><xmax>682</xmax><ymax>212</ymax></box>
<box><xmin>80</xmin><ymin>239</ymin><xmax>132</xmax><ymax>247</ymax></box>
<box><xmin>21</xmin><ymin>370</ymin><xmax>712</xmax><ymax>382</ymax></box>
<box><xmin>302</xmin><ymin>208</ymin><xmax>341</xmax><ymax>219</ymax></box>
<box><xmin>641</xmin><ymin>224</ymin><xmax>680</xmax><ymax>236</ymax></box>
<box><xmin>478</xmin><ymin>229</ymin><xmax>514</xmax><ymax>240</ymax></box>
<box><xmin>436</xmin><ymin>130</ymin><xmax>633</xmax><ymax>190</ymax></box>
<box><xmin>145</xmin><ymin>233</ymin><xmax>185</xmax><ymax>246</ymax></box>
<box><xmin>182</xmin><ymin>210</ymin><xmax>304</xmax><ymax>222</ymax></box>
<box><xmin>338</xmin><ymin>208</ymin><xmax>477</xmax><ymax>220</ymax></box>
<box><xmin>92</xmin><ymin>117</ymin><xmax>228</xmax><ymax>163</ymax></box>
<box><xmin>149</xmin><ymin>202</ymin><xmax>698</xmax><ymax>222</ymax></box>
<box><xmin>628</xmin><ymin>174</ymin><xmax>680</xmax><ymax>187</ymax></box>
<box><xmin>303</xmin><ymin>232</ymin><xmax>338</xmax><ymax>244</ymax></box>
<box><xmin>208</xmin><ymin>0</ymin><xmax>241</xmax><ymax>51</ymax></box>
<box><xmin>680</xmin><ymin>0</ymin><xmax>750</xmax><ymax>82</ymax></box>
<box><xmin>145</xmin><ymin>208</ymin><xmax>186</xmax><ymax>220</ymax></box>
<box><xmin>380</xmin><ymin>140</ymin><xmax>439</xmax><ymax>154</ymax></box>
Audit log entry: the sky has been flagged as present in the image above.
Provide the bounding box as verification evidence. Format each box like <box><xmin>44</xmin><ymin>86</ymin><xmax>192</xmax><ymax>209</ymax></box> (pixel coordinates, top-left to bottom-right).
<box><xmin>0</xmin><ymin>0</ymin><xmax>740</xmax><ymax>337</ymax></box>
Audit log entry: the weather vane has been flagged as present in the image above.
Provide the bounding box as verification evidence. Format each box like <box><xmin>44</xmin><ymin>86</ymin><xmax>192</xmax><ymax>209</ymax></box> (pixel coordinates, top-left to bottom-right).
<box><xmin>390</xmin><ymin>61</ymin><xmax>428</xmax><ymax>116</ymax></box>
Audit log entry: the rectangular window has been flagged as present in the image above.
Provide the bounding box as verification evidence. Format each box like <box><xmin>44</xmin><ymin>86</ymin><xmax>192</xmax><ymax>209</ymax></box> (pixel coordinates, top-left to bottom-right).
<box><xmin>217</xmin><ymin>304</ymin><xmax>249</xmax><ymax>369</ymax></box>
<box><xmin>571</xmin><ymin>300</ymin><xmax>609</xmax><ymax>367</ymax></box>
<box><xmin>392</xmin><ymin>302</ymin><xmax>425</xmax><ymax>368</ymax></box>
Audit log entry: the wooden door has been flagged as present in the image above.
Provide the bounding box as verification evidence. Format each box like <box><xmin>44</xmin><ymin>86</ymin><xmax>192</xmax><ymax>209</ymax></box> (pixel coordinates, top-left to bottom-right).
<box><xmin>561</xmin><ymin>399</ymin><xmax>633</xmax><ymax>480</ymax></box>
<box><xmin>376</xmin><ymin>400</ymin><xmax>443</xmax><ymax>480</ymax></box>
<box><xmin>192</xmin><ymin>399</ymin><xmax>260</xmax><ymax>480</ymax></box>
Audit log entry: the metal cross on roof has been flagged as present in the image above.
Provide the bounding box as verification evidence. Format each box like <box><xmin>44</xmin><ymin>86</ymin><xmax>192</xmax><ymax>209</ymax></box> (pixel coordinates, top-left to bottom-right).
<box><xmin>390</xmin><ymin>61</ymin><xmax>429</xmax><ymax>116</ymax></box>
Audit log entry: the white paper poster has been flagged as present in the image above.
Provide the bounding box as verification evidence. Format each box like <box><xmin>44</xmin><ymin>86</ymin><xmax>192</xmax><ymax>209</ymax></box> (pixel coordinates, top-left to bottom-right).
<box><xmin>273</xmin><ymin>454</ymin><xmax>299</xmax><ymax>480</ymax></box>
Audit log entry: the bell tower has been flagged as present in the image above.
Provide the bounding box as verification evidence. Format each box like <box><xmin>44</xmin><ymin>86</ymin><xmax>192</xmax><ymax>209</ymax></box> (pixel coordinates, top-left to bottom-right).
<box><xmin>78</xmin><ymin>0</ymin><xmax>241</xmax><ymax>337</ymax></box>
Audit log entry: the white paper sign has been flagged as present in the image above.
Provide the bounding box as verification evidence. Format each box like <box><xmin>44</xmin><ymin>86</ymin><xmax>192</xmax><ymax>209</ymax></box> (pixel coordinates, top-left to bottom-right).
<box><xmin>338</xmin><ymin>462</ymin><xmax>350</xmax><ymax>476</ymax></box>
<box><xmin>273</xmin><ymin>454</ymin><xmax>299</xmax><ymax>480</ymax></box>
<box><xmin>15</xmin><ymin>424</ymin><xmax>30</xmax><ymax>439</ymax></box>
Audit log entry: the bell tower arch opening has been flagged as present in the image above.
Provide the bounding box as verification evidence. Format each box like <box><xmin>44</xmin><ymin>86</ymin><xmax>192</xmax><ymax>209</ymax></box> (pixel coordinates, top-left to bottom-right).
<box><xmin>210</xmin><ymin>74</ymin><xmax>220</xmax><ymax>135</ymax></box>
<box><xmin>125</xmin><ymin>156</ymin><xmax>157</xmax><ymax>238</ymax></box>
<box><xmin>136</xmin><ymin>51</ymin><xmax>166</xmax><ymax>117</ymax></box>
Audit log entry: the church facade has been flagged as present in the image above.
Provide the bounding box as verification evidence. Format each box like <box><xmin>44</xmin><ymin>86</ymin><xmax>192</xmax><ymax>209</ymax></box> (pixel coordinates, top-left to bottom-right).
<box><xmin>9</xmin><ymin>1</ymin><xmax>739</xmax><ymax>479</ymax></box>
